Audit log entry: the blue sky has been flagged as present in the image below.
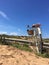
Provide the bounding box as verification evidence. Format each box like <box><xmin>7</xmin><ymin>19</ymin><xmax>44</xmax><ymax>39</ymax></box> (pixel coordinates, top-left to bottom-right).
<box><xmin>0</xmin><ymin>0</ymin><xmax>49</xmax><ymax>38</ymax></box>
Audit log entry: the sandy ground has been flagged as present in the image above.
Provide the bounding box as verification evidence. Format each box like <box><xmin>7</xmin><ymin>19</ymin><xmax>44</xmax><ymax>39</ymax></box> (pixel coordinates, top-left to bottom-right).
<box><xmin>0</xmin><ymin>45</ymin><xmax>49</xmax><ymax>65</ymax></box>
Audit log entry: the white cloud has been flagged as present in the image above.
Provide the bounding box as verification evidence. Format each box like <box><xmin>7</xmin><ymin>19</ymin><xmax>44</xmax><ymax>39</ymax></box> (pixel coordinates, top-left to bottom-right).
<box><xmin>10</xmin><ymin>32</ymin><xmax>17</xmax><ymax>35</ymax></box>
<box><xmin>0</xmin><ymin>32</ymin><xmax>7</xmax><ymax>34</ymax></box>
<box><xmin>0</xmin><ymin>32</ymin><xmax>17</xmax><ymax>36</ymax></box>
<box><xmin>0</xmin><ymin>11</ymin><xmax>9</xmax><ymax>20</ymax></box>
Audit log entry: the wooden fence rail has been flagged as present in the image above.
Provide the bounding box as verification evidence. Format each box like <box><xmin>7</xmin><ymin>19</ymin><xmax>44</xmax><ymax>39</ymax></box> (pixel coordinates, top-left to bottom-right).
<box><xmin>0</xmin><ymin>36</ymin><xmax>49</xmax><ymax>53</ymax></box>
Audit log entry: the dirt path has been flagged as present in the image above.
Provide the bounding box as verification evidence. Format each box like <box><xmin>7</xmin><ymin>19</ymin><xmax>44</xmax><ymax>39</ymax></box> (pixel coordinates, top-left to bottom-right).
<box><xmin>0</xmin><ymin>45</ymin><xmax>49</xmax><ymax>65</ymax></box>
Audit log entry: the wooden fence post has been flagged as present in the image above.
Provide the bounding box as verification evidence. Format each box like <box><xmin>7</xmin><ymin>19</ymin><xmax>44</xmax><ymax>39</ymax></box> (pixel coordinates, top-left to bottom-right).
<box><xmin>1</xmin><ymin>35</ymin><xmax>2</xmax><ymax>42</ymax></box>
<box><xmin>39</xmin><ymin>34</ymin><xmax>43</xmax><ymax>54</ymax></box>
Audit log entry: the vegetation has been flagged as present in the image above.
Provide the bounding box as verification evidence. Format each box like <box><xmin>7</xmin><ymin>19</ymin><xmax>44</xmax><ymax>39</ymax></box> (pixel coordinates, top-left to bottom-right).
<box><xmin>0</xmin><ymin>34</ymin><xmax>22</xmax><ymax>39</ymax></box>
<box><xmin>0</xmin><ymin>34</ymin><xmax>49</xmax><ymax>58</ymax></box>
<box><xmin>36</xmin><ymin>52</ymin><xmax>49</xmax><ymax>58</ymax></box>
<box><xmin>9</xmin><ymin>43</ymin><xmax>33</xmax><ymax>52</ymax></box>
<box><xmin>43</xmin><ymin>38</ymin><xmax>49</xmax><ymax>43</ymax></box>
<box><xmin>0</xmin><ymin>34</ymin><xmax>33</xmax><ymax>52</ymax></box>
<box><xmin>0</xmin><ymin>34</ymin><xmax>33</xmax><ymax>40</ymax></box>
<box><xmin>0</xmin><ymin>39</ymin><xmax>33</xmax><ymax>52</ymax></box>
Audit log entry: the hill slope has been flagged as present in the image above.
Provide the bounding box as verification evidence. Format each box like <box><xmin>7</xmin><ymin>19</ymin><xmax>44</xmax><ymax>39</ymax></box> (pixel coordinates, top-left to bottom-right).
<box><xmin>0</xmin><ymin>45</ymin><xmax>49</xmax><ymax>65</ymax></box>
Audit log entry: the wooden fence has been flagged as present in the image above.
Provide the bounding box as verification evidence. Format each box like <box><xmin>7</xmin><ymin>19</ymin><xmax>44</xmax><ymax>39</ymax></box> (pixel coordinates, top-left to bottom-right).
<box><xmin>0</xmin><ymin>36</ymin><xmax>49</xmax><ymax>53</ymax></box>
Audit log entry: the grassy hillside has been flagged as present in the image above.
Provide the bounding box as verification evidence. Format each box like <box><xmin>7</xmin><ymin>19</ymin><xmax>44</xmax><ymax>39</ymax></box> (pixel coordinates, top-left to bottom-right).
<box><xmin>43</xmin><ymin>38</ymin><xmax>49</xmax><ymax>43</ymax></box>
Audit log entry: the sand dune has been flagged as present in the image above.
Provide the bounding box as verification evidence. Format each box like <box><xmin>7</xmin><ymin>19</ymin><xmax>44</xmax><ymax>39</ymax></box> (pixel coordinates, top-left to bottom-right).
<box><xmin>0</xmin><ymin>45</ymin><xmax>49</xmax><ymax>65</ymax></box>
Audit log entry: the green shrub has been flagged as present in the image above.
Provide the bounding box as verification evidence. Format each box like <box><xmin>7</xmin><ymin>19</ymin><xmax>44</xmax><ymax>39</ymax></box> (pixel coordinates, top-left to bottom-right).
<box><xmin>36</xmin><ymin>52</ymin><xmax>49</xmax><ymax>58</ymax></box>
<box><xmin>10</xmin><ymin>43</ymin><xmax>33</xmax><ymax>52</ymax></box>
<box><xmin>23</xmin><ymin>43</ymin><xmax>29</xmax><ymax>47</ymax></box>
<box><xmin>0</xmin><ymin>41</ymin><xmax>33</xmax><ymax>52</ymax></box>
